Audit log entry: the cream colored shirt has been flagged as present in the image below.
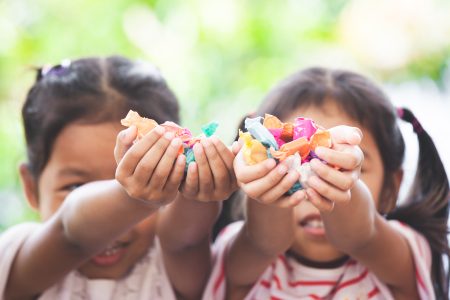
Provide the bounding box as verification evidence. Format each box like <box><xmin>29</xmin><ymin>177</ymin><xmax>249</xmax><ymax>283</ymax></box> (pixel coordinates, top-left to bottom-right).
<box><xmin>0</xmin><ymin>223</ymin><xmax>177</xmax><ymax>300</ymax></box>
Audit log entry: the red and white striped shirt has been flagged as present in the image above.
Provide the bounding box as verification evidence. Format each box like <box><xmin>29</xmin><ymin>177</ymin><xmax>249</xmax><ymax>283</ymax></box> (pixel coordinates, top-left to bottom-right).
<box><xmin>203</xmin><ymin>221</ymin><xmax>434</xmax><ymax>300</ymax></box>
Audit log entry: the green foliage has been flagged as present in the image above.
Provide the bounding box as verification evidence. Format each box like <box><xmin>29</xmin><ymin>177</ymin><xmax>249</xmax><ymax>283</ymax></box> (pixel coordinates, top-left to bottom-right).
<box><xmin>0</xmin><ymin>0</ymin><xmax>449</xmax><ymax>228</ymax></box>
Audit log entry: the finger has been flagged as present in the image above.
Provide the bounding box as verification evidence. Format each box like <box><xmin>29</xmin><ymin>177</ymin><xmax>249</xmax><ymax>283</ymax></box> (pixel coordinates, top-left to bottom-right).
<box><xmin>314</xmin><ymin>146</ymin><xmax>363</xmax><ymax>170</ymax></box>
<box><xmin>114</xmin><ymin>126</ymin><xmax>138</xmax><ymax>164</ymax></box>
<box><xmin>149</xmin><ymin>137</ymin><xmax>183</xmax><ymax>190</ymax></box>
<box><xmin>211</xmin><ymin>136</ymin><xmax>234</xmax><ymax>172</ymax></box>
<box><xmin>202</xmin><ymin>138</ymin><xmax>229</xmax><ymax>190</ymax></box>
<box><xmin>116</xmin><ymin>126</ymin><xmax>165</xmax><ymax>178</ymax></box>
<box><xmin>194</xmin><ymin>142</ymin><xmax>214</xmax><ymax>196</ymax></box>
<box><xmin>234</xmin><ymin>151</ymin><xmax>276</xmax><ymax>183</ymax></box>
<box><xmin>231</xmin><ymin>140</ymin><xmax>242</xmax><ymax>155</ymax></box>
<box><xmin>309</xmin><ymin>159</ymin><xmax>357</xmax><ymax>191</ymax></box>
<box><xmin>258</xmin><ymin>171</ymin><xmax>302</xmax><ymax>204</ymax></box>
<box><xmin>272</xmin><ymin>190</ymin><xmax>306</xmax><ymax>208</ymax></box>
<box><xmin>181</xmin><ymin>162</ymin><xmax>199</xmax><ymax>197</ymax></box>
<box><xmin>133</xmin><ymin>131</ymin><xmax>173</xmax><ymax>185</ymax></box>
<box><xmin>164</xmin><ymin>154</ymin><xmax>186</xmax><ymax>191</ymax></box>
<box><xmin>329</xmin><ymin>125</ymin><xmax>363</xmax><ymax>145</ymax></box>
<box><xmin>211</xmin><ymin>136</ymin><xmax>237</xmax><ymax>185</ymax></box>
<box><xmin>307</xmin><ymin>175</ymin><xmax>351</xmax><ymax>204</ymax></box>
<box><xmin>241</xmin><ymin>163</ymin><xmax>290</xmax><ymax>201</ymax></box>
<box><xmin>306</xmin><ymin>188</ymin><xmax>335</xmax><ymax>212</ymax></box>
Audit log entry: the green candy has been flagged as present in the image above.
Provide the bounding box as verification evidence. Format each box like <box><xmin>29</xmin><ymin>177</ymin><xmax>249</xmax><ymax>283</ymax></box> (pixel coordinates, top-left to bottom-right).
<box><xmin>201</xmin><ymin>121</ymin><xmax>219</xmax><ymax>137</ymax></box>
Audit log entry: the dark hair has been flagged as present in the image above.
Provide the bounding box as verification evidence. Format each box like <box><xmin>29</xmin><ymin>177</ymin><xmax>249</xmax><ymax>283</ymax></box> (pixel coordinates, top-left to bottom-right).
<box><xmin>22</xmin><ymin>55</ymin><xmax>179</xmax><ymax>179</ymax></box>
<box><xmin>227</xmin><ymin>67</ymin><xmax>449</xmax><ymax>297</ymax></box>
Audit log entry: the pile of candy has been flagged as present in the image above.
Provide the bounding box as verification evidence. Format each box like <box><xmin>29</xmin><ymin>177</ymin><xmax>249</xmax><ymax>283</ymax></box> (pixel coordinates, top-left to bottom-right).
<box><xmin>240</xmin><ymin>114</ymin><xmax>332</xmax><ymax>194</ymax></box>
<box><xmin>121</xmin><ymin>110</ymin><xmax>218</xmax><ymax>169</ymax></box>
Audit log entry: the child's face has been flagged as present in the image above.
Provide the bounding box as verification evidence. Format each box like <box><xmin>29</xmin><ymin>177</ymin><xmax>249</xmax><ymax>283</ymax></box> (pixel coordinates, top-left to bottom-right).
<box><xmin>285</xmin><ymin>101</ymin><xmax>385</xmax><ymax>263</ymax></box>
<box><xmin>22</xmin><ymin>122</ymin><xmax>157</xmax><ymax>279</ymax></box>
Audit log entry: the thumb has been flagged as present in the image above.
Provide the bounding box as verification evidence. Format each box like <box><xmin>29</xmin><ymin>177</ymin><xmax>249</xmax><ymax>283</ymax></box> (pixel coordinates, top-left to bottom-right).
<box><xmin>231</xmin><ymin>141</ymin><xmax>242</xmax><ymax>155</ymax></box>
<box><xmin>114</xmin><ymin>126</ymin><xmax>137</xmax><ymax>164</ymax></box>
<box><xmin>329</xmin><ymin>125</ymin><xmax>362</xmax><ymax>146</ymax></box>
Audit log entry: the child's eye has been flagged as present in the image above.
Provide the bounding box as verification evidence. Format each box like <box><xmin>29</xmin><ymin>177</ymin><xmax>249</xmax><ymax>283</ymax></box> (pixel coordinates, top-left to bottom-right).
<box><xmin>62</xmin><ymin>183</ymin><xmax>84</xmax><ymax>192</ymax></box>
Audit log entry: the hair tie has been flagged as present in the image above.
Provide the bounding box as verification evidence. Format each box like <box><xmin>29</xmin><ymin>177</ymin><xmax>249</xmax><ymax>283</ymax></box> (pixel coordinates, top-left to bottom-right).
<box><xmin>37</xmin><ymin>59</ymin><xmax>71</xmax><ymax>81</ymax></box>
<box><xmin>411</xmin><ymin>118</ymin><xmax>424</xmax><ymax>134</ymax></box>
<box><xmin>396</xmin><ymin>107</ymin><xmax>424</xmax><ymax>134</ymax></box>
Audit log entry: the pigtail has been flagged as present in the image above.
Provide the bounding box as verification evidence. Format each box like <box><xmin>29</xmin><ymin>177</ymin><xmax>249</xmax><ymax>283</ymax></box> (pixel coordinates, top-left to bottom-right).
<box><xmin>388</xmin><ymin>107</ymin><xmax>450</xmax><ymax>298</ymax></box>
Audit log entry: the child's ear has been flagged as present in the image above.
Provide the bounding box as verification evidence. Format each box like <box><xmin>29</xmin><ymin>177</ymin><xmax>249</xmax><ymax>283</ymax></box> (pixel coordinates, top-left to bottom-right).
<box><xmin>19</xmin><ymin>163</ymin><xmax>39</xmax><ymax>211</ymax></box>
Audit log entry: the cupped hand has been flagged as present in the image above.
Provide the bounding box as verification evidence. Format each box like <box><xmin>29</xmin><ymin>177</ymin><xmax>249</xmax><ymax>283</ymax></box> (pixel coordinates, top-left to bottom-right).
<box><xmin>234</xmin><ymin>150</ymin><xmax>306</xmax><ymax>208</ymax></box>
<box><xmin>181</xmin><ymin>136</ymin><xmax>238</xmax><ymax>202</ymax></box>
<box><xmin>306</xmin><ymin>125</ymin><xmax>364</xmax><ymax>212</ymax></box>
<box><xmin>114</xmin><ymin>125</ymin><xmax>186</xmax><ymax>207</ymax></box>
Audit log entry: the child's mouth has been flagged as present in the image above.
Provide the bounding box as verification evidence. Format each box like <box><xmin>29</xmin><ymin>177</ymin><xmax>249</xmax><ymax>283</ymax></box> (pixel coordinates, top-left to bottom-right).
<box><xmin>91</xmin><ymin>242</ymin><xmax>128</xmax><ymax>267</ymax></box>
<box><xmin>299</xmin><ymin>214</ymin><xmax>326</xmax><ymax>236</ymax></box>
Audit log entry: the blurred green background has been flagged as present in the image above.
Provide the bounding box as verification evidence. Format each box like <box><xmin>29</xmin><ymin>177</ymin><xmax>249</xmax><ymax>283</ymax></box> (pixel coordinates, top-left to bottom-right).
<box><xmin>1</xmin><ymin>0</ymin><xmax>450</xmax><ymax>230</ymax></box>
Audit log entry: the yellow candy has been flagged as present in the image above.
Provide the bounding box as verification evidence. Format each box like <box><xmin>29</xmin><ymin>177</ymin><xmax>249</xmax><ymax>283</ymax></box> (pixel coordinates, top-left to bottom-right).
<box><xmin>240</xmin><ymin>131</ymin><xmax>268</xmax><ymax>165</ymax></box>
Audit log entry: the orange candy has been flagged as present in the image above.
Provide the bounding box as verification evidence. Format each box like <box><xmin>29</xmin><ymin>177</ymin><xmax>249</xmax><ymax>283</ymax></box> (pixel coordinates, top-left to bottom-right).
<box><xmin>121</xmin><ymin>110</ymin><xmax>158</xmax><ymax>139</ymax></box>
<box><xmin>263</xmin><ymin>114</ymin><xmax>284</xmax><ymax>129</ymax></box>
<box><xmin>121</xmin><ymin>110</ymin><xmax>185</xmax><ymax>154</ymax></box>
<box><xmin>270</xmin><ymin>137</ymin><xmax>310</xmax><ymax>161</ymax></box>
<box><xmin>309</xmin><ymin>129</ymin><xmax>332</xmax><ymax>151</ymax></box>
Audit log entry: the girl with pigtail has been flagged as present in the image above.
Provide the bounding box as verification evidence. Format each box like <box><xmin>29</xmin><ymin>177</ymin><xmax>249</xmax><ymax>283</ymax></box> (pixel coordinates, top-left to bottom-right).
<box><xmin>0</xmin><ymin>56</ymin><xmax>237</xmax><ymax>300</ymax></box>
<box><xmin>206</xmin><ymin>68</ymin><xmax>449</xmax><ymax>299</ymax></box>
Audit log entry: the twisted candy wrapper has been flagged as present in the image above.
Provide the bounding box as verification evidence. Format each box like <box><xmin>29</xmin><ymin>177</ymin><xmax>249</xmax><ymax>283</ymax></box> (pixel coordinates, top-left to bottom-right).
<box><xmin>241</xmin><ymin>114</ymin><xmax>332</xmax><ymax>194</ymax></box>
<box><xmin>121</xmin><ymin>110</ymin><xmax>218</xmax><ymax>168</ymax></box>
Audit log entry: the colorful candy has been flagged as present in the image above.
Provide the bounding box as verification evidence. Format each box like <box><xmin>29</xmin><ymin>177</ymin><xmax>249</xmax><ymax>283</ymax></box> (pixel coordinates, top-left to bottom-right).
<box><xmin>240</xmin><ymin>114</ymin><xmax>332</xmax><ymax>194</ymax></box>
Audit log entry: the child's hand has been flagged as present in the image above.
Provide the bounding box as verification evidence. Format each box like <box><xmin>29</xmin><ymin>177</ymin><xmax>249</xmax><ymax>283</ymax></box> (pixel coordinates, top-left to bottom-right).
<box><xmin>180</xmin><ymin>136</ymin><xmax>238</xmax><ymax>202</ymax></box>
<box><xmin>306</xmin><ymin>125</ymin><xmax>364</xmax><ymax>212</ymax></box>
<box><xmin>114</xmin><ymin>125</ymin><xmax>186</xmax><ymax>207</ymax></box>
<box><xmin>234</xmin><ymin>150</ymin><xmax>306</xmax><ymax>208</ymax></box>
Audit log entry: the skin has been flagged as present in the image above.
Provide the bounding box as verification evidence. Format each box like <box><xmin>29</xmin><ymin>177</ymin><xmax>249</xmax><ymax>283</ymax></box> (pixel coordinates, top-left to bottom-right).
<box><xmin>8</xmin><ymin>121</ymin><xmax>237</xmax><ymax>300</ymax></box>
<box><xmin>288</xmin><ymin>102</ymin><xmax>385</xmax><ymax>263</ymax></box>
<box><xmin>227</xmin><ymin>100</ymin><xmax>418</xmax><ymax>300</ymax></box>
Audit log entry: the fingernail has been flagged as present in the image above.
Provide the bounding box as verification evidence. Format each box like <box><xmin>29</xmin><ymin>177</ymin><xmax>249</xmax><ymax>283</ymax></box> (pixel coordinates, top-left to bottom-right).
<box><xmin>352</xmin><ymin>132</ymin><xmax>362</xmax><ymax>143</ymax></box>
<box><xmin>289</xmin><ymin>171</ymin><xmax>299</xmax><ymax>180</ymax></box>
<box><xmin>194</xmin><ymin>143</ymin><xmax>203</xmax><ymax>154</ymax></box>
<box><xmin>278</xmin><ymin>165</ymin><xmax>287</xmax><ymax>175</ymax></box>
<box><xmin>310</xmin><ymin>159</ymin><xmax>320</xmax><ymax>168</ymax></box>
<box><xmin>155</xmin><ymin>126</ymin><xmax>165</xmax><ymax>135</ymax></box>
<box><xmin>315</xmin><ymin>147</ymin><xmax>324</xmax><ymax>156</ymax></box>
<box><xmin>210</xmin><ymin>136</ymin><xmax>219</xmax><ymax>144</ymax></box>
<box><xmin>202</xmin><ymin>137</ymin><xmax>210</xmax><ymax>147</ymax></box>
<box><xmin>307</xmin><ymin>176</ymin><xmax>317</xmax><ymax>186</ymax></box>
<box><xmin>164</xmin><ymin>131</ymin><xmax>175</xmax><ymax>140</ymax></box>
<box><xmin>122</xmin><ymin>127</ymin><xmax>132</xmax><ymax>140</ymax></box>
<box><xmin>177</xmin><ymin>154</ymin><xmax>185</xmax><ymax>164</ymax></box>
<box><xmin>266</xmin><ymin>159</ymin><xmax>276</xmax><ymax>168</ymax></box>
<box><xmin>295</xmin><ymin>191</ymin><xmax>305</xmax><ymax>201</ymax></box>
<box><xmin>171</xmin><ymin>138</ymin><xmax>181</xmax><ymax>147</ymax></box>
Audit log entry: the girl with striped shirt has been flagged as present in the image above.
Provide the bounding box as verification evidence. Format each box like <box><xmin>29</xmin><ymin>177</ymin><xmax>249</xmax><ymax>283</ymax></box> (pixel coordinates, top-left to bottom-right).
<box><xmin>204</xmin><ymin>68</ymin><xmax>449</xmax><ymax>299</ymax></box>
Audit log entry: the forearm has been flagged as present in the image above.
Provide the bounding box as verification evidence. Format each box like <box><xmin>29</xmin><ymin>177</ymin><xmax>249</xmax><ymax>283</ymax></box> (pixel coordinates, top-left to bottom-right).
<box><xmin>157</xmin><ymin>195</ymin><xmax>221</xmax><ymax>300</ymax></box>
<box><xmin>157</xmin><ymin>193</ymin><xmax>221</xmax><ymax>252</ymax></box>
<box><xmin>321</xmin><ymin>180</ymin><xmax>377</xmax><ymax>252</ymax></box>
<box><xmin>226</xmin><ymin>197</ymin><xmax>294</xmax><ymax>291</ymax></box>
<box><xmin>245</xmin><ymin>198</ymin><xmax>295</xmax><ymax>255</ymax></box>
<box><xmin>61</xmin><ymin>179</ymin><xmax>158</xmax><ymax>253</ymax></box>
<box><xmin>321</xmin><ymin>181</ymin><xmax>420</xmax><ymax>296</ymax></box>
